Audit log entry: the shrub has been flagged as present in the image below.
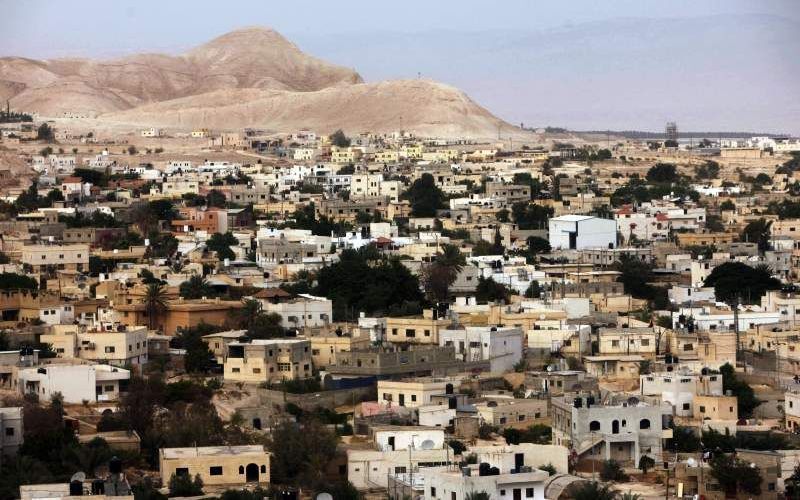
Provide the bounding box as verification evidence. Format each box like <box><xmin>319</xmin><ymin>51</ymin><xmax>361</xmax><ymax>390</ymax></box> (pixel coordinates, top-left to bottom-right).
<box><xmin>600</xmin><ymin>459</ymin><xmax>628</xmax><ymax>482</ymax></box>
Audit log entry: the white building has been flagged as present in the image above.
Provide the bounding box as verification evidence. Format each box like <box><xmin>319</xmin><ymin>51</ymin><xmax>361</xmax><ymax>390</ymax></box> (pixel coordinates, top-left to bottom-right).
<box><xmin>262</xmin><ymin>294</ymin><xmax>332</xmax><ymax>329</ymax></box>
<box><xmin>16</xmin><ymin>364</ymin><xmax>130</xmax><ymax>403</ymax></box>
<box><xmin>421</xmin><ymin>463</ymin><xmax>549</xmax><ymax>500</ymax></box>
<box><xmin>548</xmin><ymin>215</ymin><xmax>616</xmax><ymax>250</ymax></box>
<box><xmin>640</xmin><ymin>370</ymin><xmax>723</xmax><ymax>417</ymax></box>
<box><xmin>438</xmin><ymin>326</ymin><xmax>523</xmax><ymax>373</ymax></box>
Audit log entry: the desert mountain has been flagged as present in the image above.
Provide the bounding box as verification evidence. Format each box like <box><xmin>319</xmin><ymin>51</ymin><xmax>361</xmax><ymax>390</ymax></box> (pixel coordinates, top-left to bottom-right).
<box><xmin>1</xmin><ymin>28</ymin><xmax>362</xmax><ymax>115</ymax></box>
<box><xmin>0</xmin><ymin>27</ymin><xmax>518</xmax><ymax>138</ymax></box>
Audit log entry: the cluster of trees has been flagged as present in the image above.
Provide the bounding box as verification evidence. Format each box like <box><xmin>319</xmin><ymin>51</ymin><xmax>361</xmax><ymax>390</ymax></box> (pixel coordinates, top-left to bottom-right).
<box><xmin>403</xmin><ymin>173</ymin><xmax>445</xmax><ymax>217</ymax></box>
<box><xmin>60</xmin><ymin>211</ymin><xmax>122</xmax><ymax>229</ymax></box>
<box><xmin>329</xmin><ymin>129</ymin><xmax>351</xmax><ymax>148</ymax></box>
<box><xmin>703</xmin><ymin>262</ymin><xmax>780</xmax><ymax>305</ymax></box>
<box><xmin>502</xmin><ymin>424</ymin><xmax>551</xmax><ymax>445</ymax></box>
<box><xmin>0</xmin><ymin>182</ymin><xmax>63</xmax><ymax>216</ymax></box>
<box><xmin>694</xmin><ymin>160</ymin><xmax>721</xmax><ymax>180</ymax></box>
<box><xmin>0</xmin><ymin>395</ymin><xmax>127</xmax><ymax>498</ymax></box>
<box><xmin>511</xmin><ymin>202</ymin><xmax>553</xmax><ymax>230</ymax></box>
<box><xmin>612</xmin><ymin>254</ymin><xmax>667</xmax><ymax>309</ymax></box>
<box><xmin>610</xmin><ymin>176</ymin><xmax>699</xmax><ymax>207</ymax></box>
<box><xmin>285</xmin><ymin>203</ymin><xmax>353</xmax><ymax>236</ymax></box>
<box><xmin>315</xmin><ymin>245</ymin><xmax>424</xmax><ymax>320</ymax></box>
<box><xmin>0</xmin><ymin>272</ymin><xmax>38</xmax><ymax>290</ymax></box>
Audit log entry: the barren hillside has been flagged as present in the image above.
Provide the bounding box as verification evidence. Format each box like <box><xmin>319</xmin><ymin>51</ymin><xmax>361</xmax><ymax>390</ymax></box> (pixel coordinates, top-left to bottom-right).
<box><xmin>1</xmin><ymin>27</ymin><xmax>524</xmax><ymax>139</ymax></box>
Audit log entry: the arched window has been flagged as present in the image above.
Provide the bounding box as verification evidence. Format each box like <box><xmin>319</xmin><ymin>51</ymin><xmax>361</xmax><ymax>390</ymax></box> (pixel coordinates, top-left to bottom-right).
<box><xmin>239</xmin><ymin>466</ymin><xmax>245</xmax><ymax>474</ymax></box>
<box><xmin>612</xmin><ymin>420</ymin><xmax>620</xmax><ymax>434</ymax></box>
<box><xmin>639</xmin><ymin>419</ymin><xmax>651</xmax><ymax>429</ymax></box>
<box><xmin>589</xmin><ymin>420</ymin><xmax>600</xmax><ymax>431</ymax></box>
<box><xmin>261</xmin><ymin>465</ymin><xmax>266</xmax><ymax>473</ymax></box>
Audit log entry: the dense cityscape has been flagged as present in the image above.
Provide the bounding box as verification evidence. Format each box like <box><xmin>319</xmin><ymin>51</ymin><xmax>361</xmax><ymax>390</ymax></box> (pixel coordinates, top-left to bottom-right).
<box><xmin>1</xmin><ymin>2</ymin><xmax>799</xmax><ymax>500</ymax></box>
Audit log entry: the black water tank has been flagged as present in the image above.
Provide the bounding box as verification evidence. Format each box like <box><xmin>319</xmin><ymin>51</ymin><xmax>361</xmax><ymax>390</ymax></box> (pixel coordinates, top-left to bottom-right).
<box><xmin>109</xmin><ymin>456</ymin><xmax>122</xmax><ymax>474</ymax></box>
<box><xmin>586</xmin><ymin>396</ymin><xmax>595</xmax><ymax>407</ymax></box>
<box><xmin>91</xmin><ymin>480</ymin><xmax>105</xmax><ymax>495</ymax></box>
<box><xmin>490</xmin><ymin>466</ymin><xmax>500</xmax><ymax>476</ymax></box>
<box><xmin>69</xmin><ymin>481</ymin><xmax>83</xmax><ymax>496</ymax></box>
<box><xmin>478</xmin><ymin>463</ymin><xmax>491</xmax><ymax>476</ymax></box>
<box><xmin>445</xmin><ymin>383</ymin><xmax>454</xmax><ymax>395</ymax></box>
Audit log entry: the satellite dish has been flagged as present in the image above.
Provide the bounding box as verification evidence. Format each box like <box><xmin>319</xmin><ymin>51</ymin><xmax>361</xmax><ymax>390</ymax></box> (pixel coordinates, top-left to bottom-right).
<box><xmin>71</xmin><ymin>472</ymin><xmax>87</xmax><ymax>483</ymax></box>
<box><xmin>317</xmin><ymin>493</ymin><xmax>333</xmax><ymax>500</ymax></box>
<box><xmin>420</xmin><ymin>439</ymin><xmax>435</xmax><ymax>450</ymax></box>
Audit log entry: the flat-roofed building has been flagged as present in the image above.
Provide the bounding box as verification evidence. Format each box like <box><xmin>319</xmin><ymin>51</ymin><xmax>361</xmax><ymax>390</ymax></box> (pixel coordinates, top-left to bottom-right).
<box><xmin>224</xmin><ymin>338</ymin><xmax>312</xmax><ymax>384</ymax></box>
<box><xmin>21</xmin><ymin>244</ymin><xmax>89</xmax><ymax>273</ymax></box>
<box><xmin>159</xmin><ymin>445</ymin><xmax>270</xmax><ymax>486</ymax></box>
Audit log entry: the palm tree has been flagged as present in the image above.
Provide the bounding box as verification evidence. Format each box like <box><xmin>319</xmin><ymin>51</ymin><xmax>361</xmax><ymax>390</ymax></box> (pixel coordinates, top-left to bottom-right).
<box><xmin>230</xmin><ymin>298</ymin><xmax>262</xmax><ymax>330</ymax></box>
<box><xmin>465</xmin><ymin>492</ymin><xmax>490</xmax><ymax>500</ymax></box>
<box><xmin>144</xmin><ymin>282</ymin><xmax>167</xmax><ymax>331</ymax></box>
<box><xmin>572</xmin><ymin>481</ymin><xmax>617</xmax><ymax>500</ymax></box>
<box><xmin>618</xmin><ymin>492</ymin><xmax>642</xmax><ymax>500</ymax></box>
<box><xmin>179</xmin><ymin>275</ymin><xmax>213</xmax><ymax>300</ymax></box>
<box><xmin>436</xmin><ymin>243</ymin><xmax>466</xmax><ymax>274</ymax></box>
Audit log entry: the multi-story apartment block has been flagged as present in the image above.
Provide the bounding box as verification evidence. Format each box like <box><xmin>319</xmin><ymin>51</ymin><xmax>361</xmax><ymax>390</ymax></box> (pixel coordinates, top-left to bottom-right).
<box><xmin>223</xmin><ymin>338</ymin><xmax>312</xmax><ymax>384</ymax></box>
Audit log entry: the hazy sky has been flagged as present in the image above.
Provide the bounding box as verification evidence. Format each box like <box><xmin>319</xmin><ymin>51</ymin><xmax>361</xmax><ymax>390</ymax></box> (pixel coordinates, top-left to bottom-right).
<box><xmin>2</xmin><ymin>0</ymin><xmax>798</xmax><ymax>133</ymax></box>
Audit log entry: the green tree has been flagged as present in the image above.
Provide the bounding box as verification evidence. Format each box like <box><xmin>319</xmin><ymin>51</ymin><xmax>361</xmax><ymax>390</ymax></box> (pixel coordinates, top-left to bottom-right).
<box><xmin>646</xmin><ymin>163</ymin><xmax>678</xmax><ymax>183</ymax></box>
<box><xmin>206</xmin><ymin>189</ymin><xmax>226</xmax><ymax>208</ymax></box>
<box><xmin>572</xmin><ymin>482</ymin><xmax>617</xmax><ymax>500</ymax></box>
<box><xmin>267</xmin><ymin>419</ymin><xmax>339</xmax><ymax>487</ymax></box>
<box><xmin>403</xmin><ymin>173</ymin><xmax>445</xmax><ymax>217</ymax></box>
<box><xmin>524</xmin><ymin>281</ymin><xmax>542</xmax><ymax>299</ymax></box>
<box><xmin>511</xmin><ymin>202</ymin><xmax>553</xmax><ymax>230</ymax></box>
<box><xmin>540</xmin><ymin>463</ymin><xmax>557</xmax><ymax>476</ymax></box>
<box><xmin>476</xmin><ymin>277</ymin><xmax>510</xmax><ymax>304</ymax></box>
<box><xmin>638</xmin><ymin>455</ymin><xmax>655</xmax><ymax>476</ymax></box>
<box><xmin>703</xmin><ymin>262</ymin><xmax>780</xmax><ymax>305</ymax></box>
<box><xmin>448</xmin><ymin>440</ymin><xmax>467</xmax><ymax>455</ymax></box>
<box><xmin>694</xmin><ymin>161</ymin><xmax>720</xmax><ymax>180</ymax></box>
<box><xmin>719</xmin><ymin>200</ymin><xmax>736</xmax><ymax>211</ymax></box>
<box><xmin>0</xmin><ymin>272</ymin><xmax>38</xmax><ymax>290</ymax></box>
<box><xmin>709</xmin><ymin>454</ymin><xmax>762</xmax><ymax>496</ymax></box>
<box><xmin>144</xmin><ymin>282</ymin><xmax>168</xmax><ymax>331</ymax></box>
<box><xmin>314</xmin><ymin>245</ymin><xmax>424</xmax><ymax>320</ymax></box>
<box><xmin>671</xmin><ymin>425</ymin><xmax>701</xmax><ymax>452</ymax></box>
<box><xmin>37</xmin><ymin>123</ymin><xmax>54</xmax><ymax>142</ymax></box>
<box><xmin>180</xmin><ymin>275</ymin><xmax>213</xmax><ymax>299</ymax></box>
<box><xmin>720</xmin><ymin>363</ymin><xmax>760</xmax><ymax>417</ymax></box>
<box><xmin>168</xmin><ymin>473</ymin><xmax>204</xmax><ymax>497</ymax></box>
<box><xmin>600</xmin><ymin>459</ymin><xmax>627</xmax><ymax>482</ymax></box>
<box><xmin>207</xmin><ymin>232</ymin><xmax>238</xmax><ymax>261</ymax></box>
<box><xmin>176</xmin><ymin>323</ymin><xmax>219</xmax><ymax>373</ymax></box>
<box><xmin>127</xmin><ymin>145</ymin><xmax>138</xmax><ymax>155</ymax></box>
<box><xmin>330</xmin><ymin>129</ymin><xmax>351</xmax><ymax>148</ymax></box>
<box><xmin>740</xmin><ymin>218</ymin><xmax>772</xmax><ymax>252</ymax></box>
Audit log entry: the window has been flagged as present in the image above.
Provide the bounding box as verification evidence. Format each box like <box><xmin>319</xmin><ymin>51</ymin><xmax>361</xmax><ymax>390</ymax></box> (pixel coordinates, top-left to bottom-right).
<box><xmin>232</xmin><ymin>368</ymin><xmax>240</xmax><ymax>373</ymax></box>
<box><xmin>499</xmin><ymin>417</ymin><xmax>507</xmax><ymax>424</ymax></box>
<box><xmin>639</xmin><ymin>419</ymin><xmax>651</xmax><ymax>429</ymax></box>
<box><xmin>499</xmin><ymin>491</ymin><xmax>506</xmax><ymax>496</ymax></box>
<box><xmin>526</xmin><ymin>488</ymin><xmax>534</xmax><ymax>498</ymax></box>
<box><xmin>431</xmin><ymin>487</ymin><xmax>437</xmax><ymax>497</ymax></box>
<box><xmin>641</xmin><ymin>339</ymin><xmax>650</xmax><ymax>346</ymax></box>
<box><xmin>253</xmin><ymin>368</ymin><xmax>261</xmax><ymax>374</ymax></box>
<box><xmin>611</xmin><ymin>340</ymin><xmax>619</xmax><ymax>347</ymax></box>
<box><xmin>104</xmin><ymin>346</ymin><xmax>115</xmax><ymax>353</ymax></box>
<box><xmin>405</xmin><ymin>329</ymin><xmax>416</xmax><ymax>338</ymax></box>
<box><xmin>209</xmin><ymin>466</ymin><xmax>223</xmax><ymax>476</ymax></box>
<box><xmin>105</xmin><ymin>385</ymin><xmax>114</xmax><ymax>392</ymax></box>
<box><xmin>699</xmin><ymin>406</ymin><xmax>706</xmax><ymax>413</ymax></box>
<box><xmin>589</xmin><ymin>420</ymin><xmax>600</xmax><ymax>431</ymax></box>
<box><xmin>5</xmin><ymin>427</ymin><xmax>14</xmax><ymax>436</ymax></box>
<box><xmin>175</xmin><ymin>468</ymin><xmax>189</xmax><ymax>477</ymax></box>
<box><xmin>411</xmin><ymin>395</ymin><xmax>417</xmax><ymax>402</ymax></box>
<box><xmin>683</xmin><ymin>403</ymin><xmax>691</xmax><ymax>410</ymax></box>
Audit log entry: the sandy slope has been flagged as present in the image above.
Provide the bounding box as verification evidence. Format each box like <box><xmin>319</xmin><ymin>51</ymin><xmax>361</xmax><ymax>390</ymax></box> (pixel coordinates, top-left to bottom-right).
<box><xmin>1</xmin><ymin>27</ymin><xmax>526</xmax><ymax>138</ymax></box>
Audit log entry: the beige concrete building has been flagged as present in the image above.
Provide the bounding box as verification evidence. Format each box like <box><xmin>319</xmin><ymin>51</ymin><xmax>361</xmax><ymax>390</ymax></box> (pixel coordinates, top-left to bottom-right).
<box><xmin>21</xmin><ymin>244</ymin><xmax>89</xmax><ymax>273</ymax></box>
<box><xmin>475</xmin><ymin>397</ymin><xmax>549</xmax><ymax>428</ymax></box>
<box><xmin>40</xmin><ymin>324</ymin><xmax>149</xmax><ymax>366</ymax></box>
<box><xmin>377</xmin><ymin>378</ymin><xmax>456</xmax><ymax>408</ymax></box>
<box><xmin>308</xmin><ymin>332</ymin><xmax>371</xmax><ymax>368</ymax></box>
<box><xmin>385</xmin><ymin>311</ymin><xmax>451</xmax><ymax>345</ymax></box>
<box><xmin>224</xmin><ymin>338</ymin><xmax>312</xmax><ymax>384</ymax></box>
<box><xmin>159</xmin><ymin>445</ymin><xmax>270</xmax><ymax>486</ymax></box>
